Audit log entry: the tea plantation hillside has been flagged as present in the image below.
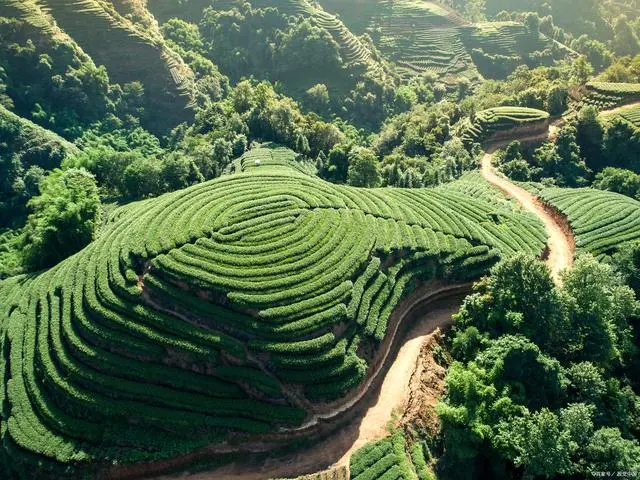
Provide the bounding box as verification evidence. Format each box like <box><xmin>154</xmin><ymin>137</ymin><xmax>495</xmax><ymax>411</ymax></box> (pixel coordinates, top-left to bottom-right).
<box><xmin>3</xmin><ymin>0</ymin><xmax>197</xmax><ymax>134</ymax></box>
<box><xmin>317</xmin><ymin>0</ymin><xmax>570</xmax><ymax>84</ymax></box>
<box><xmin>601</xmin><ymin>103</ymin><xmax>640</xmax><ymax>127</ymax></box>
<box><xmin>0</xmin><ymin>147</ymin><xmax>546</xmax><ymax>477</ymax></box>
<box><xmin>459</xmin><ymin>106</ymin><xmax>550</xmax><ymax>145</ymax></box>
<box><xmin>147</xmin><ymin>0</ymin><xmax>389</xmax><ymax>97</ymax></box>
<box><xmin>0</xmin><ymin>104</ymin><xmax>80</xmax><ymax>166</ymax></box>
<box><xmin>580</xmin><ymin>82</ymin><xmax>640</xmax><ymax>110</ymax></box>
<box><xmin>541</xmin><ymin>187</ymin><xmax>640</xmax><ymax>259</ymax></box>
<box><xmin>348</xmin><ymin>431</ymin><xmax>417</xmax><ymax>480</ymax></box>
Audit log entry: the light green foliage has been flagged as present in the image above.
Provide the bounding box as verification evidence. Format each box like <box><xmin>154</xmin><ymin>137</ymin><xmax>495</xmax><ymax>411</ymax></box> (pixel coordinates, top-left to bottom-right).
<box><xmin>0</xmin><ymin>147</ymin><xmax>545</xmax><ymax>475</ymax></box>
<box><xmin>22</xmin><ymin>168</ymin><xmax>102</xmax><ymax>269</ymax></box>
<box><xmin>541</xmin><ymin>186</ymin><xmax>640</xmax><ymax>258</ymax></box>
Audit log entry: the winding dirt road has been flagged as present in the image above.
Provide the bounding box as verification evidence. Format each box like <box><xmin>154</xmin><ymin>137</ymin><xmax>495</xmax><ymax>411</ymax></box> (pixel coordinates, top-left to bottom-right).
<box><xmin>171</xmin><ymin>302</ymin><xmax>465</xmax><ymax>480</ymax></box>
<box><xmin>481</xmin><ymin>135</ymin><xmax>575</xmax><ymax>281</ymax></box>
<box><xmin>118</xmin><ymin>285</ymin><xmax>471</xmax><ymax>480</ymax></box>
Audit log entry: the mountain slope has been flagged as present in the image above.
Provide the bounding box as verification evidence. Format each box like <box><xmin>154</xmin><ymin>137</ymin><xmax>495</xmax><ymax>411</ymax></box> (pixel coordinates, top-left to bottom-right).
<box><xmin>0</xmin><ymin>147</ymin><xmax>545</xmax><ymax>477</ymax></box>
<box><xmin>318</xmin><ymin>0</ymin><xmax>573</xmax><ymax>84</ymax></box>
<box><xmin>4</xmin><ymin>0</ymin><xmax>197</xmax><ymax>134</ymax></box>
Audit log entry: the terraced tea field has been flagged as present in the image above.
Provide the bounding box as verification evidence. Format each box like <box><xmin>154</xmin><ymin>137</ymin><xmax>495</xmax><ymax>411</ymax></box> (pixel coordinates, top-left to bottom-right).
<box><xmin>0</xmin><ymin>147</ymin><xmax>546</xmax><ymax>477</ymax></box>
<box><xmin>601</xmin><ymin>102</ymin><xmax>640</xmax><ymax>127</ymax></box>
<box><xmin>580</xmin><ymin>82</ymin><xmax>640</xmax><ymax>110</ymax></box>
<box><xmin>318</xmin><ymin>0</ymin><xmax>566</xmax><ymax>84</ymax></box>
<box><xmin>275</xmin><ymin>466</ymin><xmax>348</xmax><ymax>480</ymax></box>
<box><xmin>349</xmin><ymin>431</ymin><xmax>418</xmax><ymax>480</ymax></box>
<box><xmin>6</xmin><ymin>0</ymin><xmax>197</xmax><ymax>134</ymax></box>
<box><xmin>460</xmin><ymin>106</ymin><xmax>550</xmax><ymax>145</ymax></box>
<box><xmin>321</xmin><ymin>0</ymin><xmax>478</xmax><ymax>83</ymax></box>
<box><xmin>541</xmin><ymin>188</ymin><xmax>640</xmax><ymax>259</ymax></box>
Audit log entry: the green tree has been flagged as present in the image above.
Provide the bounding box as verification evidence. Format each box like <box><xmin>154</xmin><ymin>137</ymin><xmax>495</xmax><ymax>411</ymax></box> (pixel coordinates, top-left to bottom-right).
<box><xmin>593</xmin><ymin>167</ymin><xmax>640</xmax><ymax>198</ymax></box>
<box><xmin>347</xmin><ymin>148</ymin><xmax>381</xmax><ymax>187</ymax></box>
<box><xmin>455</xmin><ymin>255</ymin><xmax>566</xmax><ymax>353</ymax></box>
<box><xmin>524</xmin><ymin>12</ymin><xmax>541</xmax><ymax>36</ymax></box>
<box><xmin>584</xmin><ymin>428</ymin><xmax>640</xmax><ymax>473</ymax></box>
<box><xmin>123</xmin><ymin>157</ymin><xmax>163</xmax><ymax>199</ymax></box>
<box><xmin>561</xmin><ymin>255</ymin><xmax>636</xmax><ymax>367</ymax></box>
<box><xmin>611</xmin><ymin>241</ymin><xmax>640</xmax><ymax>297</ymax></box>
<box><xmin>535</xmin><ymin>126</ymin><xmax>591</xmax><ymax>186</ymax></box>
<box><xmin>278</xmin><ymin>20</ymin><xmax>342</xmax><ymax>73</ymax></box>
<box><xmin>495</xmin><ymin>408</ymin><xmax>577</xmax><ymax>479</ymax></box>
<box><xmin>603</xmin><ymin>118</ymin><xmax>640</xmax><ymax>173</ymax></box>
<box><xmin>613</xmin><ymin>15</ymin><xmax>640</xmax><ymax>57</ymax></box>
<box><xmin>322</xmin><ymin>143</ymin><xmax>352</xmax><ymax>183</ymax></box>
<box><xmin>23</xmin><ymin>168</ymin><xmax>101</xmax><ymax>269</ymax></box>
<box><xmin>304</xmin><ymin>84</ymin><xmax>330</xmax><ymax>113</ymax></box>
<box><xmin>162</xmin><ymin>154</ymin><xmax>204</xmax><ymax>191</ymax></box>
<box><xmin>575</xmin><ymin>106</ymin><xmax>604</xmax><ymax>170</ymax></box>
<box><xmin>63</xmin><ymin>147</ymin><xmax>144</xmax><ymax>196</ymax></box>
<box><xmin>546</xmin><ymin>83</ymin><xmax>568</xmax><ymax>115</ymax></box>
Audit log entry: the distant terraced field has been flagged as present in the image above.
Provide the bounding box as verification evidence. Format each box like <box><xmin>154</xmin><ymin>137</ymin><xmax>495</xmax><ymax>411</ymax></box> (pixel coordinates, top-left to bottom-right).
<box><xmin>6</xmin><ymin>0</ymin><xmax>197</xmax><ymax>134</ymax></box>
<box><xmin>459</xmin><ymin>106</ymin><xmax>550</xmax><ymax>145</ymax></box>
<box><xmin>319</xmin><ymin>0</ymin><xmax>568</xmax><ymax>85</ymax></box>
<box><xmin>151</xmin><ymin>0</ymin><xmax>381</xmax><ymax>74</ymax></box>
<box><xmin>541</xmin><ymin>188</ymin><xmax>640</xmax><ymax>259</ymax></box>
<box><xmin>580</xmin><ymin>82</ymin><xmax>640</xmax><ymax>110</ymax></box>
<box><xmin>601</xmin><ymin>103</ymin><xmax>640</xmax><ymax>127</ymax></box>
<box><xmin>0</xmin><ymin>147</ymin><xmax>545</xmax><ymax>477</ymax></box>
<box><xmin>328</xmin><ymin>0</ymin><xmax>478</xmax><ymax>83</ymax></box>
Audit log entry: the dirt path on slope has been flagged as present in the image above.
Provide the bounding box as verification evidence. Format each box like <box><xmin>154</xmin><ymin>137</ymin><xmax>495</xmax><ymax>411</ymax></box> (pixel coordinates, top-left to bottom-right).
<box><xmin>481</xmin><ymin>130</ymin><xmax>575</xmax><ymax>280</ymax></box>
<box><xmin>143</xmin><ymin>287</ymin><xmax>469</xmax><ymax>480</ymax></box>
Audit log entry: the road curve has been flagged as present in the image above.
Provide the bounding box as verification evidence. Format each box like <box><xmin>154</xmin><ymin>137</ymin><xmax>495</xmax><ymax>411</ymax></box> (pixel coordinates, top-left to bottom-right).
<box><xmin>110</xmin><ymin>285</ymin><xmax>471</xmax><ymax>480</ymax></box>
<box><xmin>179</xmin><ymin>302</ymin><xmax>464</xmax><ymax>480</ymax></box>
<box><xmin>481</xmin><ymin>137</ymin><xmax>575</xmax><ymax>281</ymax></box>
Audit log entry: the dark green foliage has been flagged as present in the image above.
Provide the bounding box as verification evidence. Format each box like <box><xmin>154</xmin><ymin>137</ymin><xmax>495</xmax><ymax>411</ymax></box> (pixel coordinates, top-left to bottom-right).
<box><xmin>22</xmin><ymin>168</ymin><xmax>101</xmax><ymax>269</ymax></box>
<box><xmin>602</xmin><ymin>118</ymin><xmax>640</xmax><ymax>173</ymax></box>
<box><xmin>534</xmin><ymin>126</ymin><xmax>592</xmax><ymax>187</ymax></box>
<box><xmin>611</xmin><ymin>240</ymin><xmax>640</xmax><ymax>296</ymax></box>
<box><xmin>0</xmin><ymin>16</ymin><xmax>113</xmax><ymax>137</ymax></box>
<box><xmin>0</xmin><ymin>105</ymin><xmax>77</xmax><ymax>227</ymax></box>
<box><xmin>438</xmin><ymin>255</ymin><xmax>640</xmax><ymax>479</ymax></box>
<box><xmin>594</xmin><ymin>167</ymin><xmax>640</xmax><ymax>199</ymax></box>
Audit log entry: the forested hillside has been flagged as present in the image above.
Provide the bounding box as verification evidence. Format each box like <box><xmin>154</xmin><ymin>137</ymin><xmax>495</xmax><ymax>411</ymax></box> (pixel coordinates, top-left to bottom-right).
<box><xmin>0</xmin><ymin>1</ymin><xmax>639</xmax><ymax>479</ymax></box>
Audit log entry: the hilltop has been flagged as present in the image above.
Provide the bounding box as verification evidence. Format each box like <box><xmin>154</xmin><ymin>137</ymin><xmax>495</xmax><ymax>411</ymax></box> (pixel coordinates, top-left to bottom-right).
<box><xmin>0</xmin><ymin>147</ymin><xmax>545</xmax><ymax>477</ymax></box>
